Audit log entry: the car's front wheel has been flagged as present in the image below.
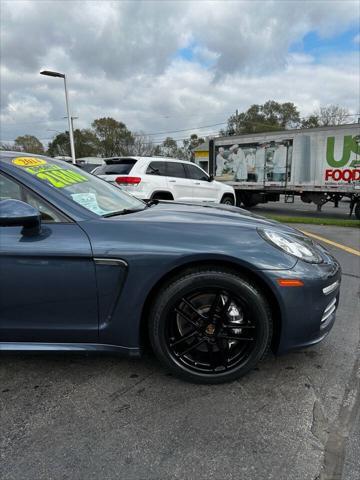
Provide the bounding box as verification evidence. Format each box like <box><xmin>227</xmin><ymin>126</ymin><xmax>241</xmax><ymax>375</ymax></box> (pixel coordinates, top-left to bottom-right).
<box><xmin>148</xmin><ymin>268</ymin><xmax>272</xmax><ymax>384</ymax></box>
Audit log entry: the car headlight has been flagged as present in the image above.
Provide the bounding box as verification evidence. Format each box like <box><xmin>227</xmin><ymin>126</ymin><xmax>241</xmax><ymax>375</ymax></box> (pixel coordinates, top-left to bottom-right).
<box><xmin>258</xmin><ymin>229</ymin><xmax>323</xmax><ymax>263</ymax></box>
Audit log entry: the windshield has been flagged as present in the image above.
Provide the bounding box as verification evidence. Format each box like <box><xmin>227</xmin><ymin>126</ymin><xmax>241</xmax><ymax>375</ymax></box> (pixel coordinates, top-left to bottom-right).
<box><xmin>9</xmin><ymin>155</ymin><xmax>145</xmax><ymax>216</ymax></box>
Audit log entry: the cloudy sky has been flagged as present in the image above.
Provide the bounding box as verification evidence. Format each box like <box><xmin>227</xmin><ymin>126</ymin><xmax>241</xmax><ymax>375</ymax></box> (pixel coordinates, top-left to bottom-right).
<box><xmin>1</xmin><ymin>0</ymin><xmax>359</xmax><ymax>147</ymax></box>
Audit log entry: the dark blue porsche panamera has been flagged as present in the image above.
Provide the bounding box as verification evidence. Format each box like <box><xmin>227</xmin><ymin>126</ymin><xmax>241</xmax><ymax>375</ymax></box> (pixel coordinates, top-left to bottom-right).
<box><xmin>0</xmin><ymin>152</ymin><xmax>341</xmax><ymax>383</ymax></box>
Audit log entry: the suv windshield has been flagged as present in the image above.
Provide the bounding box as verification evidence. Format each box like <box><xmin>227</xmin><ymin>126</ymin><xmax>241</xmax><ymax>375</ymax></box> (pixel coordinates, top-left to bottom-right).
<box><xmin>9</xmin><ymin>155</ymin><xmax>145</xmax><ymax>216</ymax></box>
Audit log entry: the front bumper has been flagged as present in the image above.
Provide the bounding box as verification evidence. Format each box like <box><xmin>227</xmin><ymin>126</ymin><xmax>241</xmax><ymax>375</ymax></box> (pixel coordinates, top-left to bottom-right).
<box><xmin>261</xmin><ymin>251</ymin><xmax>341</xmax><ymax>354</ymax></box>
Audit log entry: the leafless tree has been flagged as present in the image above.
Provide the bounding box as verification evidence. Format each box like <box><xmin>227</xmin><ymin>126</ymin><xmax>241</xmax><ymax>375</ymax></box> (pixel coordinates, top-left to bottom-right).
<box><xmin>128</xmin><ymin>133</ymin><xmax>156</xmax><ymax>156</ymax></box>
<box><xmin>314</xmin><ymin>104</ymin><xmax>351</xmax><ymax>126</ymax></box>
<box><xmin>0</xmin><ymin>143</ymin><xmax>21</xmax><ymax>151</ymax></box>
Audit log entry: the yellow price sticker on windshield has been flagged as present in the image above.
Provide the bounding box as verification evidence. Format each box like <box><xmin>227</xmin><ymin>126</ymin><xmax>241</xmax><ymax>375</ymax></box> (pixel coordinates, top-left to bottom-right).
<box><xmin>13</xmin><ymin>157</ymin><xmax>47</xmax><ymax>167</ymax></box>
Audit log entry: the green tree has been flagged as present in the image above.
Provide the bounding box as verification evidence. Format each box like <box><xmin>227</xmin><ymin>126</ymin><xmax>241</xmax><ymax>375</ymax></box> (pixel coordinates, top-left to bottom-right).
<box><xmin>74</xmin><ymin>129</ymin><xmax>100</xmax><ymax>157</ymax></box>
<box><xmin>182</xmin><ymin>133</ymin><xmax>205</xmax><ymax>161</ymax></box>
<box><xmin>14</xmin><ymin>135</ymin><xmax>44</xmax><ymax>154</ymax></box>
<box><xmin>47</xmin><ymin>132</ymin><xmax>69</xmax><ymax>157</ymax></box>
<box><xmin>161</xmin><ymin>137</ymin><xmax>180</xmax><ymax>157</ymax></box>
<box><xmin>92</xmin><ymin>117</ymin><xmax>134</xmax><ymax>157</ymax></box>
<box><xmin>47</xmin><ymin>129</ymin><xmax>99</xmax><ymax>158</ymax></box>
<box><xmin>152</xmin><ymin>144</ymin><xmax>163</xmax><ymax>156</ymax></box>
<box><xmin>224</xmin><ymin>101</ymin><xmax>301</xmax><ymax>135</ymax></box>
<box><xmin>301</xmin><ymin>114</ymin><xmax>320</xmax><ymax>129</ymax></box>
<box><xmin>152</xmin><ymin>137</ymin><xmax>185</xmax><ymax>159</ymax></box>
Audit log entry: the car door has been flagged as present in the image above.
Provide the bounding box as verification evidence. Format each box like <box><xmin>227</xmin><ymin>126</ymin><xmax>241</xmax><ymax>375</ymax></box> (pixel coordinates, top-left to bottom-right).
<box><xmin>0</xmin><ymin>172</ymin><xmax>99</xmax><ymax>343</ymax></box>
<box><xmin>185</xmin><ymin>163</ymin><xmax>218</xmax><ymax>202</ymax></box>
<box><xmin>144</xmin><ymin>160</ymin><xmax>169</xmax><ymax>196</ymax></box>
<box><xmin>165</xmin><ymin>161</ymin><xmax>193</xmax><ymax>201</ymax></box>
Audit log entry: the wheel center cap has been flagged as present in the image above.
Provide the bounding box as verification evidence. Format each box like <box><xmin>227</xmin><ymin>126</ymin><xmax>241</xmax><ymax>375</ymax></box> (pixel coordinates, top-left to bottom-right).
<box><xmin>205</xmin><ymin>324</ymin><xmax>216</xmax><ymax>335</ymax></box>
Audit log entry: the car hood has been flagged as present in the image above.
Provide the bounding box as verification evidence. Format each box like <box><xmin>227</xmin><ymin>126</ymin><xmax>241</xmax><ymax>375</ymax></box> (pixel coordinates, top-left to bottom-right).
<box><xmin>86</xmin><ymin>200</ymin><xmax>305</xmax><ymax>271</ymax></box>
<box><xmin>109</xmin><ymin>200</ymin><xmax>298</xmax><ymax>234</ymax></box>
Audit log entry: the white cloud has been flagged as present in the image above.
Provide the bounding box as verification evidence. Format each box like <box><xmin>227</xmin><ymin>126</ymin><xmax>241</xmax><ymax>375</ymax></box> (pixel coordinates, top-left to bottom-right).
<box><xmin>0</xmin><ymin>0</ymin><xmax>359</xmax><ymax>145</ymax></box>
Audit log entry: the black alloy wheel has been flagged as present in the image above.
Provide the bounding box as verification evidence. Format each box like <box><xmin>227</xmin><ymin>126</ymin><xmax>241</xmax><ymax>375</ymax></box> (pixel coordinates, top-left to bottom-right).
<box><xmin>149</xmin><ymin>269</ymin><xmax>272</xmax><ymax>384</ymax></box>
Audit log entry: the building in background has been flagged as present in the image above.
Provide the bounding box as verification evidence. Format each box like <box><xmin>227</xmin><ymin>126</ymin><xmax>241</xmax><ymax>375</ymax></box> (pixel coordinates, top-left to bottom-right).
<box><xmin>193</xmin><ymin>140</ymin><xmax>209</xmax><ymax>171</ymax></box>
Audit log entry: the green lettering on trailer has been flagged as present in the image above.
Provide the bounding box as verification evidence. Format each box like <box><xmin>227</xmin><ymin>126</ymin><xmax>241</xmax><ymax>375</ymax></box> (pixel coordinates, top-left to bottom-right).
<box><xmin>326</xmin><ymin>135</ymin><xmax>360</xmax><ymax>168</ymax></box>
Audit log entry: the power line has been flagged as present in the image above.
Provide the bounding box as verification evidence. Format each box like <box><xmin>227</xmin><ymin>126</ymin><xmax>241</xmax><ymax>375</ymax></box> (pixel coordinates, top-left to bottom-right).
<box><xmin>3</xmin><ymin>111</ymin><xmax>359</xmax><ymax>135</ymax></box>
<box><xmin>87</xmin><ymin>113</ymin><xmax>360</xmax><ymax>137</ymax></box>
<box><xmin>132</xmin><ymin>121</ymin><xmax>228</xmax><ymax>137</ymax></box>
<box><xmin>0</xmin><ymin>119</ymin><xmax>227</xmax><ymax>137</ymax></box>
<box><xmin>4</xmin><ymin>111</ymin><xmax>360</xmax><ymax>130</ymax></box>
<box><xmin>150</xmin><ymin>131</ymin><xmax>220</xmax><ymax>145</ymax></box>
<box><xmin>2</xmin><ymin>112</ymin><xmax>359</xmax><ymax>144</ymax></box>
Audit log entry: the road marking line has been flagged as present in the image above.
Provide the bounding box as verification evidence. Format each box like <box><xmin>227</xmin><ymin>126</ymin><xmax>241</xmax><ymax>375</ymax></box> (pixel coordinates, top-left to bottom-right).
<box><xmin>300</xmin><ymin>230</ymin><xmax>360</xmax><ymax>257</ymax></box>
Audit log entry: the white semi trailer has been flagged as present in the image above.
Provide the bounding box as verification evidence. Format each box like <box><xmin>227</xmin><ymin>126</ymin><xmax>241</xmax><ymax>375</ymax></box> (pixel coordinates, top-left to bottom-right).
<box><xmin>207</xmin><ymin>123</ymin><xmax>360</xmax><ymax>219</ymax></box>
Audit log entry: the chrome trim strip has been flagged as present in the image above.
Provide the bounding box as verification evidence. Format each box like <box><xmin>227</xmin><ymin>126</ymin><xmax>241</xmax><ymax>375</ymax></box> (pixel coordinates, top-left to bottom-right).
<box><xmin>324</xmin><ymin>297</ymin><xmax>337</xmax><ymax>313</ymax></box>
<box><xmin>0</xmin><ymin>342</ymin><xmax>140</xmax><ymax>356</ymax></box>
<box><xmin>94</xmin><ymin>258</ymin><xmax>128</xmax><ymax>267</ymax></box>
<box><xmin>321</xmin><ymin>305</ymin><xmax>336</xmax><ymax>323</ymax></box>
<box><xmin>322</xmin><ymin>281</ymin><xmax>339</xmax><ymax>295</ymax></box>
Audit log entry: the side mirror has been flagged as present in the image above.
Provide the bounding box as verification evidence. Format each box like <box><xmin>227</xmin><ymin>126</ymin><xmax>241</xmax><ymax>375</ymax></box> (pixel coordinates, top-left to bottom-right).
<box><xmin>208</xmin><ymin>175</ymin><xmax>214</xmax><ymax>182</ymax></box>
<box><xmin>0</xmin><ymin>199</ymin><xmax>41</xmax><ymax>235</ymax></box>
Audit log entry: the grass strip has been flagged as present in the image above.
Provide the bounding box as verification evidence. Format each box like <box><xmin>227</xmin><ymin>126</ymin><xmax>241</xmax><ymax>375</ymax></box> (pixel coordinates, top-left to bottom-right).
<box><xmin>262</xmin><ymin>214</ymin><xmax>360</xmax><ymax>228</ymax></box>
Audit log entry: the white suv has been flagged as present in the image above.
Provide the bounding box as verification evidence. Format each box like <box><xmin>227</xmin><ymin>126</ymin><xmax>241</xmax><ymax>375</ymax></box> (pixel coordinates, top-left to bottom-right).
<box><xmin>94</xmin><ymin>157</ymin><xmax>236</xmax><ymax>204</ymax></box>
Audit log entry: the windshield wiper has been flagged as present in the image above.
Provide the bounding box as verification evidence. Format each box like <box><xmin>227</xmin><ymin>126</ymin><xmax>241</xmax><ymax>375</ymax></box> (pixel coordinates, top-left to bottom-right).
<box><xmin>102</xmin><ymin>208</ymin><xmax>145</xmax><ymax>217</ymax></box>
<box><xmin>145</xmin><ymin>199</ymin><xmax>159</xmax><ymax>207</ymax></box>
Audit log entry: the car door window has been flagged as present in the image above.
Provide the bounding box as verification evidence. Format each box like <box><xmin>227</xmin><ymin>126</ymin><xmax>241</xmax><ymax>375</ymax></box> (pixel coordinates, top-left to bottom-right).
<box><xmin>185</xmin><ymin>164</ymin><xmax>209</xmax><ymax>181</ymax></box>
<box><xmin>166</xmin><ymin>162</ymin><xmax>187</xmax><ymax>178</ymax></box>
<box><xmin>0</xmin><ymin>173</ymin><xmax>67</xmax><ymax>223</ymax></box>
<box><xmin>146</xmin><ymin>161</ymin><xmax>167</xmax><ymax>176</ymax></box>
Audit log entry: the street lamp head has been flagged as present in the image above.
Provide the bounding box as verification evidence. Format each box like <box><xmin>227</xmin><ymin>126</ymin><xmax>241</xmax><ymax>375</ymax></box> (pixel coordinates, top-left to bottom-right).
<box><xmin>40</xmin><ymin>70</ymin><xmax>65</xmax><ymax>78</ymax></box>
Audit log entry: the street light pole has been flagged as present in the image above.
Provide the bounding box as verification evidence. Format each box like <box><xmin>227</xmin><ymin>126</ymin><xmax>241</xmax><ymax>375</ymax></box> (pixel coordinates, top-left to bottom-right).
<box><xmin>63</xmin><ymin>75</ymin><xmax>76</xmax><ymax>164</ymax></box>
<box><xmin>40</xmin><ymin>70</ymin><xmax>76</xmax><ymax>164</ymax></box>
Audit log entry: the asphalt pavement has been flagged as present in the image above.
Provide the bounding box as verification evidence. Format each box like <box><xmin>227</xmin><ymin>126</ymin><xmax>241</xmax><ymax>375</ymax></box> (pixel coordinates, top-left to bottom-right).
<box><xmin>1</xmin><ymin>225</ymin><xmax>359</xmax><ymax>480</ymax></box>
<box><xmin>251</xmin><ymin>196</ymin><xmax>354</xmax><ymax>220</ymax></box>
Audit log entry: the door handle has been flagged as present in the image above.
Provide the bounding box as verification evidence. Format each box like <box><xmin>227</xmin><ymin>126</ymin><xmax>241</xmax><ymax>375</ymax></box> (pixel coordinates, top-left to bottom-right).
<box><xmin>194</xmin><ymin>182</ymin><xmax>201</xmax><ymax>185</ymax></box>
<box><xmin>169</xmin><ymin>180</ymin><xmax>176</xmax><ymax>183</ymax></box>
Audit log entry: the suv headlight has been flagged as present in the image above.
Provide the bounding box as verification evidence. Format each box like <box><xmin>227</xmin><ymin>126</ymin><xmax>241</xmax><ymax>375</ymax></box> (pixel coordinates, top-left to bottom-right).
<box><xmin>258</xmin><ymin>229</ymin><xmax>323</xmax><ymax>264</ymax></box>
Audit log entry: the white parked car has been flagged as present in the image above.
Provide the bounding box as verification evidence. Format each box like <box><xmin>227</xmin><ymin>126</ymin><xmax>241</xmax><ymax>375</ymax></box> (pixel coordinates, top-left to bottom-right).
<box><xmin>93</xmin><ymin>156</ymin><xmax>236</xmax><ymax>204</ymax></box>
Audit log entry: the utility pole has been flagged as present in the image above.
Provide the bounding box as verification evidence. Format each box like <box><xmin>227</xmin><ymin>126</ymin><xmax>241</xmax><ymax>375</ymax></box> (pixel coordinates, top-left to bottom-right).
<box><xmin>235</xmin><ymin>109</ymin><xmax>240</xmax><ymax>135</ymax></box>
<box><xmin>64</xmin><ymin>116</ymin><xmax>78</xmax><ymax>143</ymax></box>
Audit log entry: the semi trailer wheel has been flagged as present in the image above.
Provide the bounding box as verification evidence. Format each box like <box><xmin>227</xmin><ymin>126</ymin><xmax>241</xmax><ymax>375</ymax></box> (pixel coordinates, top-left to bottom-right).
<box><xmin>355</xmin><ymin>202</ymin><xmax>360</xmax><ymax>220</ymax></box>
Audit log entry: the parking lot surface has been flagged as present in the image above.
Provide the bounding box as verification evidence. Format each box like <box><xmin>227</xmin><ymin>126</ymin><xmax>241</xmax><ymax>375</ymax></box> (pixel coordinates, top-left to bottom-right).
<box><xmin>252</xmin><ymin>196</ymin><xmax>354</xmax><ymax>220</ymax></box>
<box><xmin>1</xmin><ymin>224</ymin><xmax>359</xmax><ymax>480</ymax></box>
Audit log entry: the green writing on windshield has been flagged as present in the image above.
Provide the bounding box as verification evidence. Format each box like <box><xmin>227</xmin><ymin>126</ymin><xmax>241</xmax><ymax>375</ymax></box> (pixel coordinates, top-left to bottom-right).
<box><xmin>25</xmin><ymin>164</ymin><xmax>88</xmax><ymax>188</ymax></box>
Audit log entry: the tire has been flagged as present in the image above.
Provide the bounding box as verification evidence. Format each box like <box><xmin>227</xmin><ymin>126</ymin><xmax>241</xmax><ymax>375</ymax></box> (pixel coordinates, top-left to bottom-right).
<box><xmin>220</xmin><ymin>194</ymin><xmax>235</xmax><ymax>206</ymax></box>
<box><xmin>242</xmin><ymin>200</ymin><xmax>258</xmax><ymax>208</ymax></box>
<box><xmin>241</xmin><ymin>193</ymin><xmax>260</xmax><ymax>208</ymax></box>
<box><xmin>355</xmin><ymin>202</ymin><xmax>360</xmax><ymax>220</ymax></box>
<box><xmin>148</xmin><ymin>268</ymin><xmax>272</xmax><ymax>384</ymax></box>
<box><xmin>242</xmin><ymin>198</ymin><xmax>258</xmax><ymax>208</ymax></box>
